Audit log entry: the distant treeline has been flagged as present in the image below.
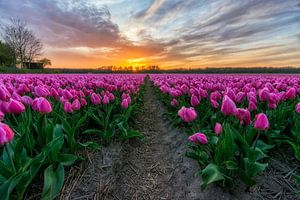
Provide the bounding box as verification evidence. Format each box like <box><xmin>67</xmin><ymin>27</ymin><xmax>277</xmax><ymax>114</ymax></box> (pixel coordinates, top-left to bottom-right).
<box><xmin>0</xmin><ymin>66</ymin><xmax>300</xmax><ymax>74</ymax></box>
<box><xmin>158</xmin><ymin>67</ymin><xmax>300</xmax><ymax>74</ymax></box>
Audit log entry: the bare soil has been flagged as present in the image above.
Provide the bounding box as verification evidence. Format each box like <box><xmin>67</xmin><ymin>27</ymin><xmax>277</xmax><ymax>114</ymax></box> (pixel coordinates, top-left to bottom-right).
<box><xmin>59</xmin><ymin>80</ymin><xmax>300</xmax><ymax>200</ymax></box>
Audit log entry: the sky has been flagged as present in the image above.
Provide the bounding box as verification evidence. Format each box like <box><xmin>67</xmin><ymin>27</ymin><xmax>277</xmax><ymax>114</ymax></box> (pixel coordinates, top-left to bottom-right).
<box><xmin>0</xmin><ymin>0</ymin><xmax>299</xmax><ymax>69</ymax></box>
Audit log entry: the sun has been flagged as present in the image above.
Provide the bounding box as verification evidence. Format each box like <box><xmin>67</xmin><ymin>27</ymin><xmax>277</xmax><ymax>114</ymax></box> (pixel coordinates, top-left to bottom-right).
<box><xmin>126</xmin><ymin>58</ymin><xmax>147</xmax><ymax>67</ymax></box>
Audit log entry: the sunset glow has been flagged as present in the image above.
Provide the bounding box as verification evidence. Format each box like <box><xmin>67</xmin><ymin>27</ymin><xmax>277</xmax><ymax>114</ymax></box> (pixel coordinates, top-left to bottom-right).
<box><xmin>0</xmin><ymin>0</ymin><xmax>299</xmax><ymax>69</ymax></box>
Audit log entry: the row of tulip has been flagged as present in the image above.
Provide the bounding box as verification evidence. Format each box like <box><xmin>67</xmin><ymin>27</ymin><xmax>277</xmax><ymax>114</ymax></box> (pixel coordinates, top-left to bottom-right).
<box><xmin>151</xmin><ymin>74</ymin><xmax>300</xmax><ymax>191</ymax></box>
<box><xmin>0</xmin><ymin>74</ymin><xmax>145</xmax><ymax>200</ymax></box>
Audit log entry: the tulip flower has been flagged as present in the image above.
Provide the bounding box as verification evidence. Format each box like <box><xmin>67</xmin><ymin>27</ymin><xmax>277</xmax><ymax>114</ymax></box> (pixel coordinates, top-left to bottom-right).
<box><xmin>285</xmin><ymin>87</ymin><xmax>296</xmax><ymax>99</ymax></box>
<box><xmin>0</xmin><ymin>85</ymin><xmax>11</xmax><ymax>101</ymax></box>
<box><xmin>64</xmin><ymin>102</ymin><xmax>73</xmax><ymax>113</ymax></box>
<box><xmin>188</xmin><ymin>132</ymin><xmax>208</xmax><ymax>144</ymax></box>
<box><xmin>34</xmin><ymin>86</ymin><xmax>50</xmax><ymax>97</ymax></box>
<box><xmin>80</xmin><ymin>98</ymin><xmax>87</xmax><ymax>107</ymax></box>
<box><xmin>214</xmin><ymin>123</ymin><xmax>222</xmax><ymax>135</ymax></box>
<box><xmin>32</xmin><ymin>97</ymin><xmax>52</xmax><ymax>114</ymax></box>
<box><xmin>121</xmin><ymin>98</ymin><xmax>129</xmax><ymax>109</ymax></box>
<box><xmin>190</xmin><ymin>94</ymin><xmax>200</xmax><ymax>107</ymax></box>
<box><xmin>295</xmin><ymin>102</ymin><xmax>300</xmax><ymax>114</ymax></box>
<box><xmin>0</xmin><ymin>122</ymin><xmax>16</xmax><ymax>173</ymax></box>
<box><xmin>254</xmin><ymin>113</ymin><xmax>269</xmax><ymax>131</ymax></box>
<box><xmin>170</xmin><ymin>98</ymin><xmax>178</xmax><ymax>107</ymax></box>
<box><xmin>8</xmin><ymin>99</ymin><xmax>25</xmax><ymax>114</ymax></box>
<box><xmin>50</xmin><ymin>88</ymin><xmax>59</xmax><ymax>98</ymax></box>
<box><xmin>63</xmin><ymin>90</ymin><xmax>73</xmax><ymax>100</ymax></box>
<box><xmin>91</xmin><ymin>93</ymin><xmax>101</xmax><ymax>105</ymax></box>
<box><xmin>221</xmin><ymin>95</ymin><xmax>237</xmax><ymax>116</ymax></box>
<box><xmin>0</xmin><ymin>101</ymin><xmax>10</xmax><ymax>114</ymax></box>
<box><xmin>235</xmin><ymin>108</ymin><xmax>251</xmax><ymax>126</ymax></box>
<box><xmin>248</xmin><ymin>101</ymin><xmax>257</xmax><ymax>111</ymax></box>
<box><xmin>71</xmin><ymin>99</ymin><xmax>81</xmax><ymax>111</ymax></box>
<box><xmin>210</xmin><ymin>98</ymin><xmax>219</xmax><ymax>108</ymax></box>
<box><xmin>178</xmin><ymin>106</ymin><xmax>197</xmax><ymax>122</ymax></box>
<box><xmin>0</xmin><ymin>122</ymin><xmax>14</xmax><ymax>145</ymax></box>
<box><xmin>258</xmin><ymin>88</ymin><xmax>270</xmax><ymax>102</ymax></box>
<box><xmin>102</xmin><ymin>95</ymin><xmax>110</xmax><ymax>105</ymax></box>
<box><xmin>21</xmin><ymin>96</ymin><xmax>33</xmax><ymax>106</ymax></box>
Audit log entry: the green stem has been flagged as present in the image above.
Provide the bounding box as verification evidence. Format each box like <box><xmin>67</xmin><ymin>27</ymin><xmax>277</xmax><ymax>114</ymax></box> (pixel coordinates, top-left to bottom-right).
<box><xmin>252</xmin><ymin>132</ymin><xmax>260</xmax><ymax>152</ymax></box>
<box><xmin>4</xmin><ymin>143</ymin><xmax>16</xmax><ymax>174</ymax></box>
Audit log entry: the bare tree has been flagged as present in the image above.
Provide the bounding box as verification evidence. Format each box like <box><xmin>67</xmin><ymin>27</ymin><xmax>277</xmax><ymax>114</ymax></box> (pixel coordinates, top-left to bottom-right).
<box><xmin>1</xmin><ymin>18</ymin><xmax>43</xmax><ymax>68</ymax></box>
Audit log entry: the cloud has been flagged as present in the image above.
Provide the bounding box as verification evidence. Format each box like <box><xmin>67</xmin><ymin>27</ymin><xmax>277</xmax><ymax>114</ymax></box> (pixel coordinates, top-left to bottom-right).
<box><xmin>0</xmin><ymin>0</ymin><xmax>299</xmax><ymax>68</ymax></box>
<box><xmin>0</xmin><ymin>0</ymin><xmax>121</xmax><ymax>48</ymax></box>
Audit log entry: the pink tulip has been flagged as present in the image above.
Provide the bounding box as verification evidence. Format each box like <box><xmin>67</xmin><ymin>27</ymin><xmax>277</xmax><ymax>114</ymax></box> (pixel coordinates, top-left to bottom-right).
<box><xmin>235</xmin><ymin>92</ymin><xmax>245</xmax><ymax>103</ymax></box>
<box><xmin>62</xmin><ymin>90</ymin><xmax>73</xmax><ymax>100</ymax></box>
<box><xmin>285</xmin><ymin>87</ymin><xmax>296</xmax><ymax>99</ymax></box>
<box><xmin>32</xmin><ymin>97</ymin><xmax>52</xmax><ymax>114</ymax></box>
<box><xmin>50</xmin><ymin>88</ymin><xmax>59</xmax><ymax>98</ymax></box>
<box><xmin>63</xmin><ymin>102</ymin><xmax>73</xmax><ymax>113</ymax></box>
<box><xmin>188</xmin><ymin>132</ymin><xmax>208</xmax><ymax>144</ymax></box>
<box><xmin>8</xmin><ymin>99</ymin><xmax>25</xmax><ymax>114</ymax></box>
<box><xmin>21</xmin><ymin>96</ymin><xmax>33</xmax><ymax>106</ymax></box>
<box><xmin>121</xmin><ymin>98</ymin><xmax>129</xmax><ymax>109</ymax></box>
<box><xmin>0</xmin><ymin>101</ymin><xmax>10</xmax><ymax>114</ymax></box>
<box><xmin>221</xmin><ymin>95</ymin><xmax>237</xmax><ymax>116</ymax></box>
<box><xmin>11</xmin><ymin>92</ymin><xmax>22</xmax><ymax>102</ymax></box>
<box><xmin>80</xmin><ymin>98</ymin><xmax>87</xmax><ymax>107</ymax></box>
<box><xmin>34</xmin><ymin>86</ymin><xmax>50</xmax><ymax>97</ymax></box>
<box><xmin>214</xmin><ymin>123</ymin><xmax>222</xmax><ymax>135</ymax></box>
<box><xmin>248</xmin><ymin>101</ymin><xmax>257</xmax><ymax>111</ymax></box>
<box><xmin>0</xmin><ymin>123</ymin><xmax>14</xmax><ymax>145</ymax></box>
<box><xmin>102</xmin><ymin>95</ymin><xmax>110</xmax><ymax>105</ymax></box>
<box><xmin>268</xmin><ymin>102</ymin><xmax>277</xmax><ymax>109</ymax></box>
<box><xmin>254</xmin><ymin>113</ymin><xmax>269</xmax><ymax>131</ymax></box>
<box><xmin>0</xmin><ymin>85</ymin><xmax>11</xmax><ymax>101</ymax></box>
<box><xmin>258</xmin><ymin>88</ymin><xmax>270</xmax><ymax>102</ymax></box>
<box><xmin>71</xmin><ymin>99</ymin><xmax>81</xmax><ymax>111</ymax></box>
<box><xmin>210</xmin><ymin>98</ymin><xmax>219</xmax><ymax>108</ymax></box>
<box><xmin>190</xmin><ymin>94</ymin><xmax>200</xmax><ymax>107</ymax></box>
<box><xmin>235</xmin><ymin>108</ymin><xmax>251</xmax><ymax>126</ymax></box>
<box><xmin>178</xmin><ymin>106</ymin><xmax>197</xmax><ymax>122</ymax></box>
<box><xmin>90</xmin><ymin>93</ymin><xmax>101</xmax><ymax>105</ymax></box>
<box><xmin>170</xmin><ymin>98</ymin><xmax>178</xmax><ymax>107</ymax></box>
<box><xmin>295</xmin><ymin>102</ymin><xmax>300</xmax><ymax>114</ymax></box>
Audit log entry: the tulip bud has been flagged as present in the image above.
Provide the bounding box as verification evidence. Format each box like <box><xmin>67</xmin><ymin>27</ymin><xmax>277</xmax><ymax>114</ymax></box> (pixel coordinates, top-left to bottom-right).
<box><xmin>170</xmin><ymin>98</ymin><xmax>178</xmax><ymax>107</ymax></box>
<box><xmin>214</xmin><ymin>123</ymin><xmax>222</xmax><ymax>135</ymax></box>
<box><xmin>71</xmin><ymin>99</ymin><xmax>81</xmax><ymax>111</ymax></box>
<box><xmin>63</xmin><ymin>101</ymin><xmax>73</xmax><ymax>113</ymax></box>
<box><xmin>254</xmin><ymin>113</ymin><xmax>269</xmax><ymax>131</ymax></box>
<box><xmin>0</xmin><ymin>85</ymin><xmax>11</xmax><ymax>101</ymax></box>
<box><xmin>295</xmin><ymin>102</ymin><xmax>300</xmax><ymax>114</ymax></box>
<box><xmin>178</xmin><ymin>106</ymin><xmax>197</xmax><ymax>122</ymax></box>
<box><xmin>0</xmin><ymin>122</ymin><xmax>14</xmax><ymax>145</ymax></box>
<box><xmin>121</xmin><ymin>98</ymin><xmax>129</xmax><ymax>109</ymax></box>
<box><xmin>90</xmin><ymin>93</ymin><xmax>101</xmax><ymax>105</ymax></box>
<box><xmin>285</xmin><ymin>87</ymin><xmax>296</xmax><ymax>100</ymax></box>
<box><xmin>221</xmin><ymin>95</ymin><xmax>237</xmax><ymax>116</ymax></box>
<box><xmin>8</xmin><ymin>99</ymin><xmax>25</xmax><ymax>114</ymax></box>
<box><xmin>188</xmin><ymin>132</ymin><xmax>208</xmax><ymax>144</ymax></box>
<box><xmin>102</xmin><ymin>95</ymin><xmax>110</xmax><ymax>105</ymax></box>
<box><xmin>190</xmin><ymin>94</ymin><xmax>200</xmax><ymax>107</ymax></box>
<box><xmin>80</xmin><ymin>98</ymin><xmax>87</xmax><ymax>107</ymax></box>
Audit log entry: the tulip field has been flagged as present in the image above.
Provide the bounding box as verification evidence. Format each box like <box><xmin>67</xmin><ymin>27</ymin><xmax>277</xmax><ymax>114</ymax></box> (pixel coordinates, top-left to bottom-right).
<box><xmin>0</xmin><ymin>74</ymin><xmax>145</xmax><ymax>200</ymax></box>
<box><xmin>151</xmin><ymin>74</ymin><xmax>300</xmax><ymax>194</ymax></box>
<box><xmin>1</xmin><ymin>73</ymin><xmax>300</xmax><ymax>199</ymax></box>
